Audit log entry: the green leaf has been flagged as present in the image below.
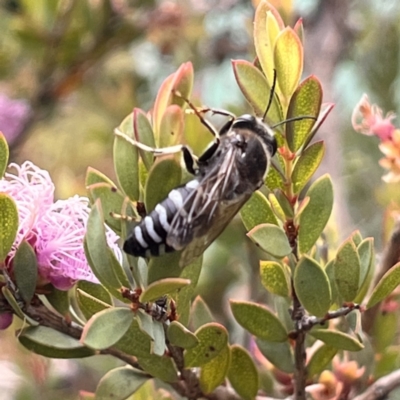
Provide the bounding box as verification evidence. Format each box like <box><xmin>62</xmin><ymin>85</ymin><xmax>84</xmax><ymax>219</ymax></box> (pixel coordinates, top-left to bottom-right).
<box><xmin>19</xmin><ymin>326</ymin><xmax>94</xmax><ymax>358</ymax></box>
<box><xmin>133</xmin><ymin>108</ymin><xmax>156</xmax><ymax>170</ymax></box>
<box><xmin>84</xmin><ymin>200</ymin><xmax>122</xmax><ymax>298</ymax></box>
<box><xmin>260</xmin><ymin>261</ymin><xmax>291</xmax><ymax>297</ymax></box>
<box><xmin>310</xmin><ymin>329</ymin><xmax>364</xmax><ymax>351</ymax></box>
<box><xmin>167</xmin><ymin>321</ymin><xmax>198</xmax><ymax>349</ymax></box>
<box><xmin>136</xmin><ymin>312</ymin><xmax>166</xmax><ymax>356</ymax></box>
<box><xmin>292</xmin><ymin>141</ymin><xmax>325</xmax><ymax>194</ymax></box>
<box><xmin>190</xmin><ymin>296</ymin><xmax>214</xmax><ymax>331</ymax></box>
<box><xmin>147</xmin><ymin>251</ymin><xmax>182</xmax><ymax>284</ymax></box>
<box><xmin>81</xmin><ymin>307</ymin><xmax>134</xmax><ymax>350</ymax></box>
<box><xmin>240</xmin><ymin>191</ymin><xmax>278</xmax><ymax>231</ymax></box>
<box><xmin>184</xmin><ymin>323</ymin><xmax>228</xmax><ymax>367</ymax></box>
<box><xmin>44</xmin><ymin>285</ymin><xmax>70</xmax><ymax>316</ymax></box>
<box><xmin>274</xmin><ymin>27</ymin><xmax>303</xmax><ymax>101</ymax></box>
<box><xmin>256</xmin><ymin>338</ymin><xmax>294</xmax><ymax>373</ymax></box>
<box><xmin>140</xmin><ymin>278</ymin><xmax>191</xmax><ymax>303</ymax></box>
<box><xmin>87</xmin><ymin>182</ymin><xmax>126</xmax><ymax>233</ymax></box>
<box><xmin>85</xmin><ymin>167</ymin><xmax>115</xmax><ymax>188</ymax></box>
<box><xmin>307</xmin><ymin>344</ymin><xmax>337</xmax><ymax>378</ymax></box>
<box><xmin>200</xmin><ymin>346</ymin><xmax>230</xmax><ymax>394</ymax></box>
<box><xmin>228</xmin><ymin>345</ymin><xmax>259</xmax><ymax>400</ymax></box>
<box><xmin>159</xmin><ymin>105</ymin><xmax>184</xmax><ymax>148</ymax></box>
<box><xmin>294</xmin><ymin>256</ymin><xmax>331</xmax><ymax>317</ymax></box>
<box><xmin>96</xmin><ymin>367</ymin><xmax>149</xmax><ymax>400</ymax></box>
<box><xmin>247</xmin><ymin>223</ymin><xmax>291</xmax><ymax>258</ymax></box>
<box><xmin>0</xmin><ymin>132</ymin><xmax>9</xmax><ymax>178</ymax></box>
<box><xmin>175</xmin><ymin>256</ymin><xmax>203</xmax><ymax>326</ymax></box>
<box><xmin>298</xmin><ymin>175</ymin><xmax>333</xmax><ymax>254</ymax></box>
<box><xmin>286</xmin><ymin>76</ymin><xmax>322</xmax><ymax>152</ymax></box>
<box><xmin>334</xmin><ymin>239</ymin><xmax>360</xmax><ymax>302</ymax></box>
<box><xmin>373</xmin><ymin>311</ymin><xmax>398</xmax><ymax>353</ymax></box>
<box><xmin>367</xmin><ymin>262</ymin><xmax>400</xmax><ymax>309</ymax></box>
<box><xmin>354</xmin><ymin>238</ymin><xmax>375</xmax><ymax>303</ymax></box>
<box><xmin>253</xmin><ymin>2</ymin><xmax>283</xmax><ymax>86</ymax></box>
<box><xmin>0</xmin><ymin>193</ymin><xmax>18</xmax><ymax>261</ymax></box>
<box><xmin>232</xmin><ymin>60</ymin><xmax>282</xmax><ymax>124</ymax></box>
<box><xmin>145</xmin><ymin>157</ymin><xmax>181</xmax><ymax>213</ymax></box>
<box><xmin>325</xmin><ymin>260</ymin><xmax>341</xmax><ymax>307</ymax></box>
<box><xmin>13</xmin><ymin>241</ymin><xmax>37</xmax><ymax>302</ymax></box>
<box><xmin>137</xmin><ymin>353</ymin><xmax>178</xmax><ymax>383</ymax></box>
<box><xmin>274</xmin><ymin>190</ymin><xmax>294</xmax><ymax>218</ymax></box>
<box><xmin>113</xmin><ymin>319</ymin><xmax>152</xmax><ymax>358</ymax></box>
<box><xmin>76</xmin><ymin>282</ymin><xmax>112</xmax><ymax>320</ymax></box>
<box><xmin>230</xmin><ymin>300</ymin><xmax>287</xmax><ymax>342</ymax></box>
<box><xmin>351</xmin><ymin>230</ymin><xmax>363</xmax><ymax>247</ymax></box>
<box><xmin>114</xmin><ymin>113</ymin><xmax>140</xmax><ymax>201</ymax></box>
<box><xmin>265</xmin><ymin>160</ymin><xmax>285</xmax><ymax>190</ymax></box>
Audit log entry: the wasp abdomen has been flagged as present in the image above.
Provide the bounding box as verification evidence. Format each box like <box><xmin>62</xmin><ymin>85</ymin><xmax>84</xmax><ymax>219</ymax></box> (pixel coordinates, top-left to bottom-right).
<box><xmin>123</xmin><ymin>179</ymin><xmax>200</xmax><ymax>258</ymax></box>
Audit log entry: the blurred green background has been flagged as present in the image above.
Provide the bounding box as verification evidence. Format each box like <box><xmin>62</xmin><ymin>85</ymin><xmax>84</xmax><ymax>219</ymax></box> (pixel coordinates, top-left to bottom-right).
<box><xmin>1</xmin><ymin>0</ymin><xmax>400</xmax><ymax>398</ymax></box>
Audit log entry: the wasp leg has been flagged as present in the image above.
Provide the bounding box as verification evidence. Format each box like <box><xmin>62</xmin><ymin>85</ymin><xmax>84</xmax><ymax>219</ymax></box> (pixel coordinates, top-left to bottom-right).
<box><xmin>194</xmin><ymin>106</ymin><xmax>236</xmax><ymax>119</ymax></box>
<box><xmin>114</xmin><ymin>127</ymin><xmax>198</xmax><ymax>175</ymax></box>
<box><xmin>172</xmin><ymin>90</ymin><xmax>222</xmax><ymax>139</ymax></box>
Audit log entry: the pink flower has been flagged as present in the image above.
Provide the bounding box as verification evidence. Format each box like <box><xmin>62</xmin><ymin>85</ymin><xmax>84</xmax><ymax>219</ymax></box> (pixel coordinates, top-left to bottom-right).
<box><xmin>352</xmin><ymin>94</ymin><xmax>396</xmax><ymax>141</ymax></box>
<box><xmin>0</xmin><ymin>161</ymin><xmax>121</xmax><ymax>291</ymax></box>
<box><xmin>0</xmin><ymin>94</ymin><xmax>31</xmax><ymax>144</ymax></box>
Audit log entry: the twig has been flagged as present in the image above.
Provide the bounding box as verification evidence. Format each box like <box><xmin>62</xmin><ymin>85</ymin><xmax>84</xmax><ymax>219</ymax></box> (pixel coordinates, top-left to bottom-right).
<box><xmin>352</xmin><ymin>369</ymin><xmax>400</xmax><ymax>400</ymax></box>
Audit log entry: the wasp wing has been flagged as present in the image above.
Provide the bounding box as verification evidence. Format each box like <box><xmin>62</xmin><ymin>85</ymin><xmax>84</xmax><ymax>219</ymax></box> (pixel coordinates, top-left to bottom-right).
<box><xmin>166</xmin><ymin>145</ymin><xmax>252</xmax><ymax>266</ymax></box>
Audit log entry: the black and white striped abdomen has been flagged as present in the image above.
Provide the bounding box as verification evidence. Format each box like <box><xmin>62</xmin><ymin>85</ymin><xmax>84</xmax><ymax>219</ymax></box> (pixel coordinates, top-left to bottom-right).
<box><xmin>123</xmin><ymin>179</ymin><xmax>200</xmax><ymax>258</ymax></box>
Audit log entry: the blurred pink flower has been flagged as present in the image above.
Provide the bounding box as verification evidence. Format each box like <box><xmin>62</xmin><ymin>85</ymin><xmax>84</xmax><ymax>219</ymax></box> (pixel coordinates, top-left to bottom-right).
<box><xmin>0</xmin><ymin>94</ymin><xmax>30</xmax><ymax>144</ymax></box>
<box><xmin>352</xmin><ymin>94</ymin><xmax>395</xmax><ymax>141</ymax></box>
<box><xmin>0</xmin><ymin>161</ymin><xmax>121</xmax><ymax>291</ymax></box>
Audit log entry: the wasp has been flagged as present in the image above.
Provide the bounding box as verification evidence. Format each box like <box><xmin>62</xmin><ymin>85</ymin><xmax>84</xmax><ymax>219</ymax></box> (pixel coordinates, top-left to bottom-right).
<box><xmin>116</xmin><ymin>90</ymin><xmax>286</xmax><ymax>267</ymax></box>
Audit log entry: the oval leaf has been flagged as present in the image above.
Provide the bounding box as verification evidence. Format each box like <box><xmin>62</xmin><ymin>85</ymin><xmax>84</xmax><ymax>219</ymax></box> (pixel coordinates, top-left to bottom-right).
<box><xmin>76</xmin><ymin>280</ymin><xmax>112</xmax><ymax>320</ymax></box>
<box><xmin>307</xmin><ymin>344</ymin><xmax>337</xmax><ymax>379</ymax></box>
<box><xmin>81</xmin><ymin>307</ymin><xmax>134</xmax><ymax>350</ymax></box>
<box><xmin>96</xmin><ymin>366</ymin><xmax>149</xmax><ymax>400</ymax></box>
<box><xmin>184</xmin><ymin>323</ymin><xmax>228</xmax><ymax>367</ymax></box>
<box><xmin>260</xmin><ymin>261</ymin><xmax>291</xmax><ymax>297</ymax></box>
<box><xmin>256</xmin><ymin>338</ymin><xmax>294</xmax><ymax>373</ymax></box>
<box><xmin>247</xmin><ymin>223</ymin><xmax>291</xmax><ymax>258</ymax></box>
<box><xmin>137</xmin><ymin>353</ymin><xmax>178</xmax><ymax>383</ymax></box>
<box><xmin>140</xmin><ymin>278</ymin><xmax>191</xmax><ymax>303</ymax></box>
<box><xmin>228</xmin><ymin>345</ymin><xmax>259</xmax><ymax>400</ymax></box>
<box><xmin>232</xmin><ymin>60</ymin><xmax>282</xmax><ymax>124</ymax></box>
<box><xmin>240</xmin><ymin>190</ymin><xmax>278</xmax><ymax>231</ymax></box>
<box><xmin>367</xmin><ymin>262</ymin><xmax>400</xmax><ymax>309</ymax></box>
<box><xmin>298</xmin><ymin>174</ymin><xmax>333</xmax><ymax>254</ymax></box>
<box><xmin>355</xmin><ymin>238</ymin><xmax>375</xmax><ymax>303</ymax></box>
<box><xmin>200</xmin><ymin>346</ymin><xmax>230</xmax><ymax>394</ymax></box>
<box><xmin>334</xmin><ymin>239</ymin><xmax>361</xmax><ymax>302</ymax></box>
<box><xmin>145</xmin><ymin>157</ymin><xmax>181</xmax><ymax>213</ymax></box>
<box><xmin>0</xmin><ymin>132</ymin><xmax>9</xmax><ymax>178</ymax></box>
<box><xmin>310</xmin><ymin>329</ymin><xmax>364</xmax><ymax>351</ymax></box>
<box><xmin>230</xmin><ymin>300</ymin><xmax>287</xmax><ymax>342</ymax></box>
<box><xmin>88</xmin><ymin>182</ymin><xmax>126</xmax><ymax>233</ymax></box>
<box><xmin>0</xmin><ymin>193</ymin><xmax>18</xmax><ymax>261</ymax></box>
<box><xmin>159</xmin><ymin>105</ymin><xmax>184</xmax><ymax>148</ymax></box>
<box><xmin>286</xmin><ymin>76</ymin><xmax>322</xmax><ymax>152</ymax></box>
<box><xmin>294</xmin><ymin>256</ymin><xmax>331</xmax><ymax>317</ymax></box>
<box><xmin>114</xmin><ymin>113</ymin><xmax>140</xmax><ymax>201</ymax></box>
<box><xmin>85</xmin><ymin>201</ymin><xmax>122</xmax><ymax>298</ymax></box>
<box><xmin>13</xmin><ymin>241</ymin><xmax>37</xmax><ymax>302</ymax></box>
<box><xmin>167</xmin><ymin>321</ymin><xmax>198</xmax><ymax>349</ymax></box>
<box><xmin>274</xmin><ymin>27</ymin><xmax>303</xmax><ymax>101</ymax></box>
<box><xmin>19</xmin><ymin>326</ymin><xmax>94</xmax><ymax>358</ymax></box>
<box><xmin>133</xmin><ymin>108</ymin><xmax>156</xmax><ymax>170</ymax></box>
<box><xmin>292</xmin><ymin>141</ymin><xmax>325</xmax><ymax>194</ymax></box>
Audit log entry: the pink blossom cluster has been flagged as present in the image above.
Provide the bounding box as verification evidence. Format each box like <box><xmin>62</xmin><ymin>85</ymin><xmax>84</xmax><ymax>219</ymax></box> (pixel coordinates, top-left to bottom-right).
<box><xmin>352</xmin><ymin>94</ymin><xmax>400</xmax><ymax>182</ymax></box>
<box><xmin>0</xmin><ymin>161</ymin><xmax>121</xmax><ymax>329</ymax></box>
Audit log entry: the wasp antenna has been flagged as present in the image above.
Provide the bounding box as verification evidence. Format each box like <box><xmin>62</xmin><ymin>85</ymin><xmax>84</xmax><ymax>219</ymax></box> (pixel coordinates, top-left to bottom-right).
<box><xmin>114</xmin><ymin>127</ymin><xmax>184</xmax><ymax>155</ymax></box>
<box><xmin>263</xmin><ymin>69</ymin><xmax>277</xmax><ymax>122</ymax></box>
<box><xmin>270</xmin><ymin>115</ymin><xmax>317</xmax><ymax>129</ymax></box>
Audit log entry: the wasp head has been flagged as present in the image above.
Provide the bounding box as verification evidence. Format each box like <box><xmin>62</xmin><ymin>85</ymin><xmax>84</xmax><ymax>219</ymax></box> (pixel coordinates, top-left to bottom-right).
<box><xmin>232</xmin><ymin>114</ymin><xmax>277</xmax><ymax>157</ymax></box>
